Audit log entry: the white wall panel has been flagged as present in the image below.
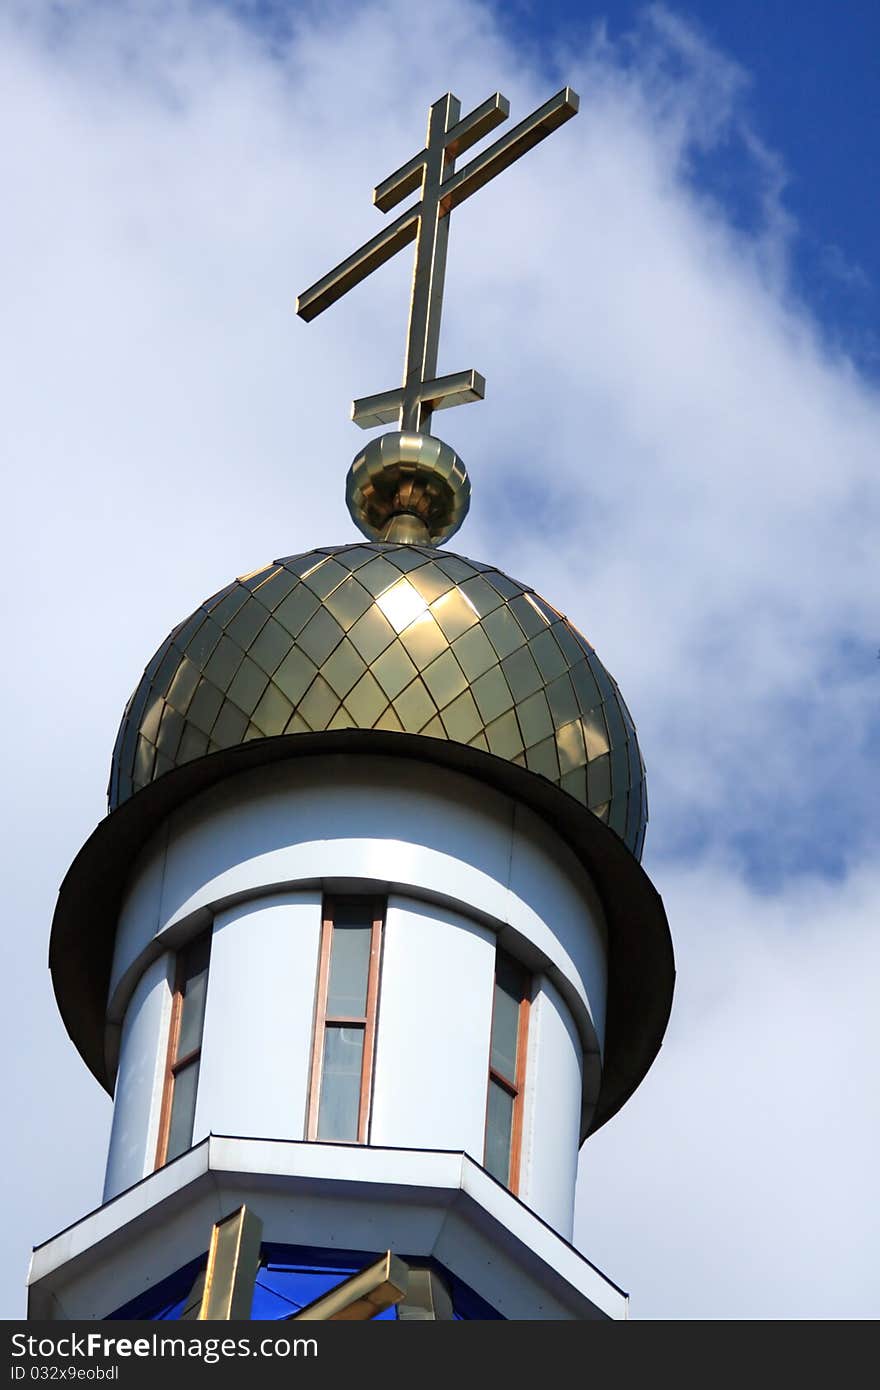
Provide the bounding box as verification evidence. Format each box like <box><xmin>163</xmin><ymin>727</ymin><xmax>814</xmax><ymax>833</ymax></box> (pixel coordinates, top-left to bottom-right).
<box><xmin>519</xmin><ymin>976</ymin><xmax>584</xmax><ymax>1238</ymax></box>
<box><xmin>508</xmin><ymin>805</ymin><xmax>608</xmax><ymax>1050</ymax></box>
<box><xmin>103</xmin><ymin>954</ymin><xmax>171</xmax><ymax>1201</ymax></box>
<box><xmin>109</xmin><ymin>825</ymin><xmax>167</xmax><ymax>1001</ymax></box>
<box><xmin>192</xmin><ymin>892</ymin><xmax>322</xmax><ymax>1146</ymax></box>
<box><xmin>370</xmin><ymin>896</ymin><xmax>495</xmax><ymax>1158</ymax></box>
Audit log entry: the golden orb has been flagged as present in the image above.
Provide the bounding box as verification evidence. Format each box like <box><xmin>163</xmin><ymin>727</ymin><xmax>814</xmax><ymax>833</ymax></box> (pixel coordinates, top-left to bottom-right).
<box><xmin>346</xmin><ymin>431</ymin><xmax>470</xmax><ymax>545</ymax></box>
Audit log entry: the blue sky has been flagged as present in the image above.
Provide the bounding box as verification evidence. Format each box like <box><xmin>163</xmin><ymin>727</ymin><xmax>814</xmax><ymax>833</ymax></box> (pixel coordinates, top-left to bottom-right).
<box><xmin>512</xmin><ymin>0</ymin><xmax>880</xmax><ymax>374</ymax></box>
<box><xmin>1</xmin><ymin>0</ymin><xmax>878</xmax><ymax>1319</ymax></box>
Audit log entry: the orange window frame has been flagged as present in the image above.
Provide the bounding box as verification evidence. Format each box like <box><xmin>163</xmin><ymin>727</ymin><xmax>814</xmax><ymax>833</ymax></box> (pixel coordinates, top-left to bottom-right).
<box><xmin>307</xmin><ymin>897</ymin><xmax>384</xmax><ymax>1144</ymax></box>
<box><xmin>155</xmin><ymin>936</ymin><xmax>209</xmax><ymax>1169</ymax></box>
<box><xmin>485</xmin><ymin>953</ymin><xmax>531</xmax><ymax>1195</ymax></box>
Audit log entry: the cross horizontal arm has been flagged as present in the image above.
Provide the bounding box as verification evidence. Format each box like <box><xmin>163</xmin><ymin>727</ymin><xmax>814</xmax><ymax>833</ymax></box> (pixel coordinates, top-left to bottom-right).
<box><xmin>445</xmin><ymin>91</ymin><xmax>509</xmax><ymax>160</ymax></box>
<box><xmin>352</xmin><ymin>368</ymin><xmax>485</xmax><ymax>428</ymax></box>
<box><xmin>373</xmin><ymin>92</ymin><xmax>510</xmax><ymax>214</ymax></box>
<box><xmin>438</xmin><ymin>86</ymin><xmax>579</xmax><ymax>217</ymax></box>
<box><xmin>296</xmin><ymin>205</ymin><xmax>419</xmax><ymax>321</ymax></box>
<box><xmin>373</xmin><ymin>150</ymin><xmax>425</xmax><ymax>214</ymax></box>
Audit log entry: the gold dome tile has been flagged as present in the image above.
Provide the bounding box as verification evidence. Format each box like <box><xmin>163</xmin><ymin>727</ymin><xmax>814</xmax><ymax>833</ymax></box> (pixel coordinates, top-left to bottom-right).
<box><xmin>110</xmin><ymin>543</ymin><xmax>648</xmax><ymax>859</ymax></box>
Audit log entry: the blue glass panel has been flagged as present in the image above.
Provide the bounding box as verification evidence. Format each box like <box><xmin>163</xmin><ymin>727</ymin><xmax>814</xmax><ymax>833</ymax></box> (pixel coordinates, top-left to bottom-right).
<box><xmin>252</xmin><ymin>1266</ymin><xmax>353</xmax><ymax>1317</ymax></box>
<box><xmin>108</xmin><ymin>1243</ymin><xmax>504</xmax><ymax>1321</ymax></box>
<box><xmin>449</xmin><ymin>1271</ymin><xmax>504</xmax><ymax>1321</ymax></box>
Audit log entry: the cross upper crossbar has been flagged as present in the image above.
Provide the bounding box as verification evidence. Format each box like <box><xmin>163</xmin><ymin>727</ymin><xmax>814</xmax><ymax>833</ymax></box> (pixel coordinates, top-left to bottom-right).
<box><xmin>296</xmin><ymin>86</ymin><xmax>579</xmax><ymax>434</ymax></box>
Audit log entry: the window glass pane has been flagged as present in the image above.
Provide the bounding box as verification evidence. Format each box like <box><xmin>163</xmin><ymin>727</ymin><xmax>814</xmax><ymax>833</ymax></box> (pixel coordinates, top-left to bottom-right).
<box><xmin>166</xmin><ymin>1058</ymin><xmax>199</xmax><ymax>1162</ymax></box>
<box><xmin>490</xmin><ymin>956</ymin><xmax>524</xmax><ymax>1083</ymax></box>
<box><xmin>484</xmin><ymin>1079</ymin><xmax>514</xmax><ymax>1184</ymax></box>
<box><xmin>317</xmin><ymin>1025</ymin><xmax>364</xmax><ymax>1141</ymax></box>
<box><xmin>177</xmin><ymin>936</ymin><xmax>211</xmax><ymax>1058</ymax></box>
<box><xmin>326</xmin><ymin>906</ymin><xmax>373</xmax><ymax>1017</ymax></box>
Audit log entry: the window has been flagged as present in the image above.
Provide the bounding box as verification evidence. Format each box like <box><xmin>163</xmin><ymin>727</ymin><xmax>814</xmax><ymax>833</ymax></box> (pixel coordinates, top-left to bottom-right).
<box><xmin>484</xmin><ymin>951</ymin><xmax>530</xmax><ymax>1192</ymax></box>
<box><xmin>308</xmin><ymin>898</ymin><xmax>384</xmax><ymax>1143</ymax></box>
<box><xmin>156</xmin><ymin>933</ymin><xmax>211</xmax><ymax>1168</ymax></box>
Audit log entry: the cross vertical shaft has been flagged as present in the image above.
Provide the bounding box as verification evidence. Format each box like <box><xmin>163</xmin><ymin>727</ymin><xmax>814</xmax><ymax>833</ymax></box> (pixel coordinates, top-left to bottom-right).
<box><xmin>401</xmin><ymin>95</ymin><xmax>460</xmax><ymax>432</ymax></box>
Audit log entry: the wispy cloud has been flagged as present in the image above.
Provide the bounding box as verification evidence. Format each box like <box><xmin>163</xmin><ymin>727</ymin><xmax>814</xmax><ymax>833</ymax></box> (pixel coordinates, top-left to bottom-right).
<box><xmin>821</xmin><ymin>242</ymin><xmax>871</xmax><ymax>293</ymax></box>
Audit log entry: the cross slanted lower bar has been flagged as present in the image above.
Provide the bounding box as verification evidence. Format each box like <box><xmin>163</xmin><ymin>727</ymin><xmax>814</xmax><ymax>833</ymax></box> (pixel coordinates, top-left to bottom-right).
<box><xmin>296</xmin><ymin>86</ymin><xmax>579</xmax><ymax>434</ymax></box>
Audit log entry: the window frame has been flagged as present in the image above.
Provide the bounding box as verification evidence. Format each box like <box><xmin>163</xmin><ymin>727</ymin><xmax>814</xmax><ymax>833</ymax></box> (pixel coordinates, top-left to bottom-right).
<box><xmin>307</xmin><ymin>895</ymin><xmax>385</xmax><ymax>1144</ymax></box>
<box><xmin>155</xmin><ymin>932</ymin><xmax>211</xmax><ymax>1169</ymax></box>
<box><xmin>484</xmin><ymin>950</ymin><xmax>531</xmax><ymax>1195</ymax></box>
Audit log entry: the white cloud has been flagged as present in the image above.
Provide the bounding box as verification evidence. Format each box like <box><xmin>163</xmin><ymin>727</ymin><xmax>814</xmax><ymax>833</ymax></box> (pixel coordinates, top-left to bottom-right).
<box><xmin>578</xmin><ymin>860</ymin><xmax>880</xmax><ymax>1318</ymax></box>
<box><xmin>1</xmin><ymin>0</ymin><xmax>877</xmax><ymax>1318</ymax></box>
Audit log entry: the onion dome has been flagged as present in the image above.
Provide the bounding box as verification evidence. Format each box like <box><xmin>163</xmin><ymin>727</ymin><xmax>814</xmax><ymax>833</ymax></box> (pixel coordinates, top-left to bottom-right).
<box><xmin>110</xmin><ymin>542</ymin><xmax>647</xmax><ymax>858</ymax></box>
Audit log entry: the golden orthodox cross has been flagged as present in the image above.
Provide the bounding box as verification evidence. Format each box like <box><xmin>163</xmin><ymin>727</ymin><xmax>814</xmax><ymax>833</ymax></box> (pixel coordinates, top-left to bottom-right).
<box><xmin>296</xmin><ymin>86</ymin><xmax>579</xmax><ymax>434</ymax></box>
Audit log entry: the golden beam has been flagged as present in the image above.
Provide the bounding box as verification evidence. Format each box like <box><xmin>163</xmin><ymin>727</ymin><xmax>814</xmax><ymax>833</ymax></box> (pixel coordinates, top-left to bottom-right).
<box><xmin>286</xmin><ymin>1251</ymin><xmax>410</xmax><ymax>1322</ymax></box>
<box><xmin>296</xmin><ymin>86</ymin><xmax>578</xmax><ymax>433</ymax></box>
<box><xmin>180</xmin><ymin>1205</ymin><xmax>264</xmax><ymax>1321</ymax></box>
<box><xmin>179</xmin><ymin>1212</ymin><xmax>411</xmax><ymax>1322</ymax></box>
